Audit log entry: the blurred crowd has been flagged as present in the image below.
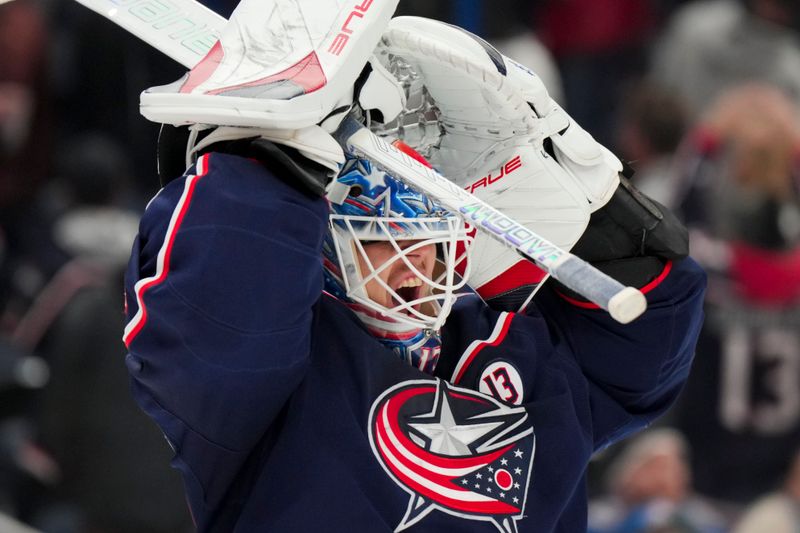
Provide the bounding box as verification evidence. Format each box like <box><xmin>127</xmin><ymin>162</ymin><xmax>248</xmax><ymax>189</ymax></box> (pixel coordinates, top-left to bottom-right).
<box><xmin>1</xmin><ymin>0</ymin><xmax>800</xmax><ymax>531</ymax></box>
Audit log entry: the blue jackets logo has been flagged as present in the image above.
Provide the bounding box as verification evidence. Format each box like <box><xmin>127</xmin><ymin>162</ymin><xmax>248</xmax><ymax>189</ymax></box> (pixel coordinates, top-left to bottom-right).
<box><xmin>368</xmin><ymin>379</ymin><xmax>535</xmax><ymax>532</ymax></box>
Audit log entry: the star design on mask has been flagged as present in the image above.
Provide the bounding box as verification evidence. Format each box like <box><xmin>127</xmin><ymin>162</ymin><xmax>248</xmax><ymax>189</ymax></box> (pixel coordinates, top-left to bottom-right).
<box><xmin>341</xmin><ymin>157</ymin><xmax>396</xmax><ymax>218</ymax></box>
<box><xmin>342</xmin><ymin>157</ymin><xmax>392</xmax><ymax>193</ymax></box>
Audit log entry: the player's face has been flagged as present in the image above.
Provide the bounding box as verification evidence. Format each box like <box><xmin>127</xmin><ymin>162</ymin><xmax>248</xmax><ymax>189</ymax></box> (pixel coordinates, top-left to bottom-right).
<box><xmin>358</xmin><ymin>240</ymin><xmax>437</xmax><ymax>314</ymax></box>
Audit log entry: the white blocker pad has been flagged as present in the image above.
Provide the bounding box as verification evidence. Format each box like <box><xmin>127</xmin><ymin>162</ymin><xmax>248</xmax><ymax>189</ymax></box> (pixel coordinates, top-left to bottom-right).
<box><xmin>141</xmin><ymin>0</ymin><xmax>399</xmax><ymax>129</ymax></box>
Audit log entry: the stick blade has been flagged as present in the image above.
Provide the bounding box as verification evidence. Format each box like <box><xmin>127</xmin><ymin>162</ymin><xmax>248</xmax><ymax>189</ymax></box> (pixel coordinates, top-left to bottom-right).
<box><xmin>73</xmin><ymin>0</ymin><xmax>225</xmax><ymax>68</ymax></box>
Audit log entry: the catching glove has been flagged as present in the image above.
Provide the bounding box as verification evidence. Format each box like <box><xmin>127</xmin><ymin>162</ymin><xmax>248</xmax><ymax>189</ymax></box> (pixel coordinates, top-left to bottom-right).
<box><xmin>372</xmin><ymin>17</ymin><xmax>622</xmax><ymax>310</ymax></box>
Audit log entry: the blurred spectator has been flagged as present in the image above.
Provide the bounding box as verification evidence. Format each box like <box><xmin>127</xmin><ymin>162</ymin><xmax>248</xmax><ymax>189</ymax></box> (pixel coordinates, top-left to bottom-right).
<box><xmin>669</xmin><ymin>83</ymin><xmax>800</xmax><ymax>503</ymax></box>
<box><xmin>651</xmin><ymin>0</ymin><xmax>800</xmax><ymax>118</ymax></box>
<box><xmin>0</xmin><ymin>0</ymin><xmax>61</xmax><ymax>334</ymax></box>
<box><xmin>0</xmin><ymin>0</ymin><xmax>51</xmax><ymax>213</ymax></box>
<box><xmin>588</xmin><ymin>429</ymin><xmax>728</xmax><ymax>533</ymax></box>
<box><xmin>533</xmin><ymin>0</ymin><xmax>658</xmax><ymax>148</ymax></box>
<box><xmin>732</xmin><ymin>448</ymin><xmax>800</xmax><ymax>533</ymax></box>
<box><xmin>11</xmin><ymin>134</ymin><xmax>140</xmax><ymax>351</ymax></box>
<box><xmin>0</xmin><ymin>336</ymin><xmax>54</xmax><ymax>524</ymax></box>
<box><xmin>615</xmin><ymin>81</ymin><xmax>690</xmax><ymax>206</ymax></box>
<box><xmin>10</xmin><ymin>134</ymin><xmax>192</xmax><ymax>533</ymax></box>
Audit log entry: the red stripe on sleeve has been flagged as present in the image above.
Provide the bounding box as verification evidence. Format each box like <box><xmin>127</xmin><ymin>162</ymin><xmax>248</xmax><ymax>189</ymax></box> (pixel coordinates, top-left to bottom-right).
<box><xmin>123</xmin><ymin>155</ymin><xmax>210</xmax><ymax>347</ymax></box>
<box><xmin>556</xmin><ymin>260</ymin><xmax>674</xmax><ymax>310</ymax></box>
<box><xmin>452</xmin><ymin>312</ymin><xmax>514</xmax><ymax>385</ymax></box>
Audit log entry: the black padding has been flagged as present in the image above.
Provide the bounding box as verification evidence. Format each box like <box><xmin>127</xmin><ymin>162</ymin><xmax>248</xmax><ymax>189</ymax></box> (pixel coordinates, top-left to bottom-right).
<box><xmin>157</xmin><ymin>124</ymin><xmax>192</xmax><ymax>187</ymax></box>
<box><xmin>200</xmin><ymin>137</ymin><xmax>330</xmax><ymax>198</ymax></box>
<box><xmin>485</xmin><ymin>284</ymin><xmax>539</xmax><ymax>312</ymax></box>
<box><xmin>247</xmin><ymin>139</ymin><xmax>331</xmax><ymax>197</ymax></box>
<box><xmin>571</xmin><ymin>176</ymin><xmax>689</xmax><ymax>264</ymax></box>
<box><xmin>552</xmin><ymin>177</ymin><xmax>689</xmax><ymax>296</ymax></box>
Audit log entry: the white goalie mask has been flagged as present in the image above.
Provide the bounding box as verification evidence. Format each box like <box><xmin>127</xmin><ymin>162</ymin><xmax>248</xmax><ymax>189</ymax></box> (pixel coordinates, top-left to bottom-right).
<box><xmin>323</xmin><ymin>153</ymin><xmax>473</xmax><ymax>366</ymax></box>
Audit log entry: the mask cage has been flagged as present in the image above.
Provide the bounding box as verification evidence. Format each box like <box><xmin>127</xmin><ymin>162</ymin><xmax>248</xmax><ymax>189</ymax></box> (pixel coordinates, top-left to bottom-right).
<box><xmin>329</xmin><ymin>214</ymin><xmax>473</xmax><ymax>330</ymax></box>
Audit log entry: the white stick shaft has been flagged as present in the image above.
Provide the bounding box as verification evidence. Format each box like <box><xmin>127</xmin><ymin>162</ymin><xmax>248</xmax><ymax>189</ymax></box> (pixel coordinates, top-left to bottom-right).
<box><xmin>335</xmin><ymin>118</ymin><xmax>647</xmax><ymax>323</ymax></box>
<box><xmin>73</xmin><ymin>0</ymin><xmax>225</xmax><ymax>68</ymax></box>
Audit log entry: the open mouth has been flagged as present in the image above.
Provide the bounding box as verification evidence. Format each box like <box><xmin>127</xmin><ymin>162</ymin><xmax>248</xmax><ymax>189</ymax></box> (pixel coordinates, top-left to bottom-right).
<box><xmin>392</xmin><ymin>277</ymin><xmax>423</xmax><ymax>314</ymax></box>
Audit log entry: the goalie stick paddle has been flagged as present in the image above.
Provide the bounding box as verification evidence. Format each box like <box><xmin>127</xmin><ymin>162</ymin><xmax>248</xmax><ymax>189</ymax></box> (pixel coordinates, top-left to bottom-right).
<box><xmin>73</xmin><ymin>0</ymin><xmax>648</xmax><ymax>323</ymax></box>
<box><xmin>72</xmin><ymin>0</ymin><xmax>224</xmax><ymax>68</ymax></box>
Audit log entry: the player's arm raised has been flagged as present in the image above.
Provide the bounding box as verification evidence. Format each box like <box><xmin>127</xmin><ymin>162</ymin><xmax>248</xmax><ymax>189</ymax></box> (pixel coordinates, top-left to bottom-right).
<box><xmin>123</xmin><ymin>145</ymin><xmax>329</xmax><ymax>479</ymax></box>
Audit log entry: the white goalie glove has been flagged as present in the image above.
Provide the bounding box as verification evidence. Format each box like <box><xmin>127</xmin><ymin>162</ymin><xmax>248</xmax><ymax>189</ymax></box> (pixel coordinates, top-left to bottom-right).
<box><xmin>367</xmin><ymin>17</ymin><xmax>623</xmax><ymax>310</ymax></box>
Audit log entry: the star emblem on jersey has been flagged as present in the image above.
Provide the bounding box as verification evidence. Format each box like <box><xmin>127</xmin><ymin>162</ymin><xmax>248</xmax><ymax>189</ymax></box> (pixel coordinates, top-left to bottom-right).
<box><xmin>368</xmin><ymin>379</ymin><xmax>535</xmax><ymax>533</ymax></box>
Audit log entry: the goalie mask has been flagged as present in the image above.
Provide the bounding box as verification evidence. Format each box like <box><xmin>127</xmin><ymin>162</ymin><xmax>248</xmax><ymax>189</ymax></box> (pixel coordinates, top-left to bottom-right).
<box><xmin>323</xmin><ymin>153</ymin><xmax>473</xmax><ymax>373</ymax></box>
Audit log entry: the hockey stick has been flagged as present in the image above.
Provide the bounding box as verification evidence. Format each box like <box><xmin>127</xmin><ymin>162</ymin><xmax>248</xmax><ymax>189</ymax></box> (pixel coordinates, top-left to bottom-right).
<box><xmin>72</xmin><ymin>0</ymin><xmax>648</xmax><ymax>323</ymax></box>
<box><xmin>334</xmin><ymin>117</ymin><xmax>646</xmax><ymax>323</ymax></box>
<box><xmin>72</xmin><ymin>0</ymin><xmax>223</xmax><ymax>68</ymax></box>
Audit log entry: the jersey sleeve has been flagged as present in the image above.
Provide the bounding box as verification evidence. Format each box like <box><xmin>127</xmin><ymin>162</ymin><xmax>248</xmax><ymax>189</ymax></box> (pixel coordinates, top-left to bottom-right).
<box><xmin>535</xmin><ymin>257</ymin><xmax>707</xmax><ymax>450</ymax></box>
<box><xmin>123</xmin><ymin>152</ymin><xmax>328</xmax><ymax>508</ymax></box>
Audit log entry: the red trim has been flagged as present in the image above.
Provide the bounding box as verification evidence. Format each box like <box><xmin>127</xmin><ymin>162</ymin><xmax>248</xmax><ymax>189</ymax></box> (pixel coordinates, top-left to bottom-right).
<box><xmin>449</xmin><ymin>391</ymin><xmax>490</xmax><ymax>404</ymax></box>
<box><xmin>475</xmin><ymin>260</ymin><xmax>548</xmax><ymax>300</ymax></box>
<box><xmin>207</xmin><ymin>51</ymin><xmax>326</xmax><ymax>96</ymax></box>
<box><xmin>123</xmin><ymin>156</ymin><xmax>210</xmax><ymax>347</ymax></box>
<box><xmin>455</xmin><ymin>227</ymin><xmax>478</xmax><ymax>277</ymax></box>
<box><xmin>556</xmin><ymin>260</ymin><xmax>673</xmax><ymax>310</ymax></box>
<box><xmin>453</xmin><ymin>313</ymin><xmax>514</xmax><ymax>384</ymax></box>
<box><xmin>383</xmin><ymin>388</ymin><xmax>500</xmax><ymax>469</ymax></box>
<box><xmin>181</xmin><ymin>41</ymin><xmax>224</xmax><ymax>94</ymax></box>
<box><xmin>322</xmin><ymin>257</ymin><xmax>340</xmax><ymax>273</ymax></box>
<box><xmin>374</xmin><ymin>427</ymin><xmax>519</xmax><ymax>514</ymax></box>
<box><xmin>344</xmin><ymin>197</ymin><xmax>372</xmax><ymax>212</ymax></box>
<box><xmin>556</xmin><ymin>293</ymin><xmax>601</xmax><ymax>309</ymax></box>
<box><xmin>730</xmin><ymin>242</ymin><xmax>800</xmax><ymax>306</ymax></box>
<box><xmin>392</xmin><ymin>140</ymin><xmax>433</xmax><ymax>168</ymax></box>
<box><xmin>640</xmin><ymin>259</ymin><xmax>673</xmax><ymax>293</ymax></box>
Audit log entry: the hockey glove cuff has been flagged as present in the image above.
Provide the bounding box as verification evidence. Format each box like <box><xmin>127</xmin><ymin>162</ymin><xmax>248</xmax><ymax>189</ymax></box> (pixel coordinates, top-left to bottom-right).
<box><xmin>556</xmin><ymin>175</ymin><xmax>690</xmax><ymax>301</ymax></box>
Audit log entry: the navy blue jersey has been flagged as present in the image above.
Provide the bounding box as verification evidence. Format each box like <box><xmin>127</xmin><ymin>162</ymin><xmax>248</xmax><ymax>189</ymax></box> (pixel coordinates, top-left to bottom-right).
<box><xmin>123</xmin><ymin>152</ymin><xmax>706</xmax><ymax>533</ymax></box>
